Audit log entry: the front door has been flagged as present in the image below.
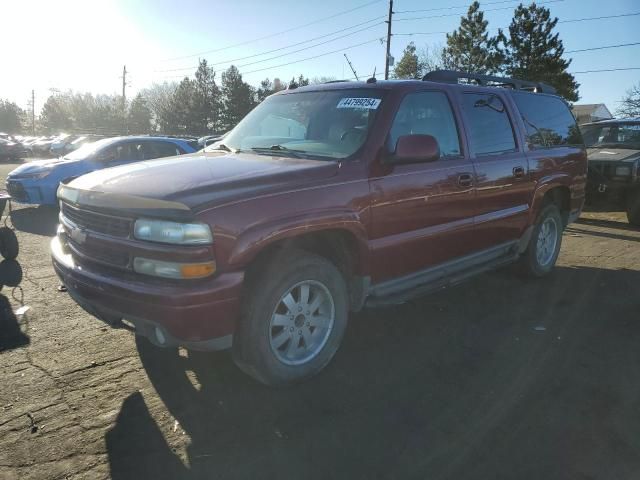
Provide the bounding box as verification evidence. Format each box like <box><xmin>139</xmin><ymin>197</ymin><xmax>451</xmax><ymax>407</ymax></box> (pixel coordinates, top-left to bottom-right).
<box><xmin>369</xmin><ymin>90</ymin><xmax>478</xmax><ymax>283</ymax></box>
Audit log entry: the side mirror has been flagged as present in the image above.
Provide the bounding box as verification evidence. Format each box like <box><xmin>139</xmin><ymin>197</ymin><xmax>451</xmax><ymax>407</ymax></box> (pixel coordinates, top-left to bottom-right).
<box><xmin>391</xmin><ymin>134</ymin><xmax>440</xmax><ymax>164</ymax></box>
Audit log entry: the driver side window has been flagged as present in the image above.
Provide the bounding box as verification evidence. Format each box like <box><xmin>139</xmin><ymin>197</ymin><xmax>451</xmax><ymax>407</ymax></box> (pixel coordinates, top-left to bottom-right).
<box><xmin>388</xmin><ymin>91</ymin><xmax>462</xmax><ymax>158</ymax></box>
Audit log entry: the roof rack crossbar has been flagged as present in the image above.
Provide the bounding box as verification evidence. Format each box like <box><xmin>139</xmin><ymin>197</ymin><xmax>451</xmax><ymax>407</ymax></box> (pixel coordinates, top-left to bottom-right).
<box><xmin>422</xmin><ymin>70</ymin><xmax>557</xmax><ymax>94</ymax></box>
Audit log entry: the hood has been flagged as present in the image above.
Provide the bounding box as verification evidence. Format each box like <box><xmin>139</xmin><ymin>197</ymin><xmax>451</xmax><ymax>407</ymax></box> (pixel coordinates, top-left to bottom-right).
<box><xmin>68</xmin><ymin>151</ymin><xmax>340</xmax><ymax>210</ymax></box>
<box><xmin>587</xmin><ymin>148</ymin><xmax>640</xmax><ymax>163</ymax></box>
<box><xmin>8</xmin><ymin>157</ymin><xmax>82</xmax><ymax>177</ymax></box>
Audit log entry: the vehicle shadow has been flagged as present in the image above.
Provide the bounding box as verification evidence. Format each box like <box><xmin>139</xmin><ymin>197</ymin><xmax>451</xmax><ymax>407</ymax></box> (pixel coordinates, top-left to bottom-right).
<box><xmin>106</xmin><ymin>265</ymin><xmax>640</xmax><ymax>480</ymax></box>
<box><xmin>10</xmin><ymin>205</ymin><xmax>59</xmax><ymax>236</ymax></box>
<box><xmin>577</xmin><ymin>217</ymin><xmax>638</xmax><ymax>232</ymax></box>
<box><xmin>0</xmin><ymin>260</ymin><xmax>28</xmax><ymax>352</ymax></box>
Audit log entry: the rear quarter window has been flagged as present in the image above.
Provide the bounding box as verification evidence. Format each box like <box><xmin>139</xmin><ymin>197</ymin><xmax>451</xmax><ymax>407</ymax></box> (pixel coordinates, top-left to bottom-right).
<box><xmin>512</xmin><ymin>92</ymin><xmax>583</xmax><ymax>148</ymax></box>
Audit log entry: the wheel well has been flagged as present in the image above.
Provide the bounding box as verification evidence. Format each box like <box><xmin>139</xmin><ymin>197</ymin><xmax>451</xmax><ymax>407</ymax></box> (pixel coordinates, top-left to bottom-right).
<box><xmin>543</xmin><ymin>186</ymin><xmax>570</xmax><ymax>225</ymax></box>
<box><xmin>244</xmin><ymin>229</ymin><xmax>365</xmax><ymax>310</ymax></box>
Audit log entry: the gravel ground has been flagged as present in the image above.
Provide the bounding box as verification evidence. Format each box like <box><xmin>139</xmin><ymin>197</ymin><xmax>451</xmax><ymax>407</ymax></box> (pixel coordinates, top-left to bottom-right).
<box><xmin>0</xmin><ymin>159</ymin><xmax>639</xmax><ymax>480</ymax></box>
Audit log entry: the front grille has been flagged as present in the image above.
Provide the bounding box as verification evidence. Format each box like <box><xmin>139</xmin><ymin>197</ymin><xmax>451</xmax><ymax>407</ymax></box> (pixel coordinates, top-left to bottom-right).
<box><xmin>6</xmin><ymin>181</ymin><xmax>28</xmax><ymax>202</ymax></box>
<box><xmin>61</xmin><ymin>203</ymin><xmax>132</xmax><ymax>237</ymax></box>
<box><xmin>67</xmin><ymin>238</ymin><xmax>130</xmax><ymax>267</ymax></box>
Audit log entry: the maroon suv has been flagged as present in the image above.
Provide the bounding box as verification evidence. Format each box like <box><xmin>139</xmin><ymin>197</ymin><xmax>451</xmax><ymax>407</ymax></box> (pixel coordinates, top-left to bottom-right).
<box><xmin>52</xmin><ymin>71</ymin><xmax>587</xmax><ymax>385</ymax></box>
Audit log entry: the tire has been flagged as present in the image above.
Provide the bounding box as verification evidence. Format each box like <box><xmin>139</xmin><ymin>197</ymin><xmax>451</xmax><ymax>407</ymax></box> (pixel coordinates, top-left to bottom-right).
<box><xmin>0</xmin><ymin>228</ymin><xmax>19</xmax><ymax>260</ymax></box>
<box><xmin>519</xmin><ymin>203</ymin><xmax>563</xmax><ymax>277</ymax></box>
<box><xmin>233</xmin><ymin>249</ymin><xmax>349</xmax><ymax>386</ymax></box>
<box><xmin>626</xmin><ymin>191</ymin><xmax>640</xmax><ymax>227</ymax></box>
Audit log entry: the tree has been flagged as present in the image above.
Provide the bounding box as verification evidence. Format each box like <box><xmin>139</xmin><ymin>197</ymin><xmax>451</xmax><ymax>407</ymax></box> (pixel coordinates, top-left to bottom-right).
<box><xmin>442</xmin><ymin>1</ymin><xmax>503</xmax><ymax>74</ymax></box>
<box><xmin>616</xmin><ymin>82</ymin><xmax>640</xmax><ymax>118</ymax></box>
<box><xmin>0</xmin><ymin>100</ymin><xmax>24</xmax><ymax>134</ymax></box>
<box><xmin>193</xmin><ymin>59</ymin><xmax>221</xmax><ymax>134</ymax></box>
<box><xmin>169</xmin><ymin>77</ymin><xmax>198</xmax><ymax>134</ymax></box>
<box><xmin>128</xmin><ymin>94</ymin><xmax>152</xmax><ymax>134</ymax></box>
<box><xmin>394</xmin><ymin>42</ymin><xmax>423</xmax><ymax>79</ymax></box>
<box><xmin>310</xmin><ymin>76</ymin><xmax>337</xmax><ymax>84</ymax></box>
<box><xmin>141</xmin><ymin>82</ymin><xmax>178</xmax><ymax>133</ymax></box>
<box><xmin>419</xmin><ymin>44</ymin><xmax>445</xmax><ymax>75</ymax></box>
<box><xmin>220</xmin><ymin>66</ymin><xmax>256</xmax><ymax>131</ymax></box>
<box><xmin>499</xmin><ymin>2</ymin><xmax>579</xmax><ymax>101</ymax></box>
<box><xmin>40</xmin><ymin>95</ymin><xmax>73</xmax><ymax>133</ymax></box>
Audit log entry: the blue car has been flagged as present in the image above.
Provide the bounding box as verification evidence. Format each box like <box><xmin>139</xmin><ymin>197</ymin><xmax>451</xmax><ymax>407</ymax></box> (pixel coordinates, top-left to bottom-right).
<box><xmin>6</xmin><ymin>136</ymin><xmax>196</xmax><ymax>206</ymax></box>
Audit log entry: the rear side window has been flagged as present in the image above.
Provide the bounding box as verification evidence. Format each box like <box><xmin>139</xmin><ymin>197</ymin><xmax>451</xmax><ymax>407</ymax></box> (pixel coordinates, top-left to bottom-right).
<box><xmin>388</xmin><ymin>91</ymin><xmax>461</xmax><ymax>158</ymax></box>
<box><xmin>148</xmin><ymin>141</ymin><xmax>184</xmax><ymax>158</ymax></box>
<box><xmin>461</xmin><ymin>93</ymin><xmax>517</xmax><ymax>156</ymax></box>
<box><xmin>512</xmin><ymin>92</ymin><xmax>583</xmax><ymax>148</ymax></box>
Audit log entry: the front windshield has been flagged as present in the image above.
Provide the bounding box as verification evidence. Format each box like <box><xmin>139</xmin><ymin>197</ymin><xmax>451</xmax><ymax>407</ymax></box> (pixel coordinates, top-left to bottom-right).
<box><xmin>215</xmin><ymin>89</ymin><xmax>384</xmax><ymax>159</ymax></box>
<box><xmin>64</xmin><ymin>138</ymin><xmax>114</xmax><ymax>160</ymax></box>
<box><xmin>582</xmin><ymin>123</ymin><xmax>640</xmax><ymax>149</ymax></box>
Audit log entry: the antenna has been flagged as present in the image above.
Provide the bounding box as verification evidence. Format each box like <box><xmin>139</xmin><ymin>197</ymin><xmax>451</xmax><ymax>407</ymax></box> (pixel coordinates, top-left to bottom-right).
<box><xmin>343</xmin><ymin>54</ymin><xmax>359</xmax><ymax>81</ymax></box>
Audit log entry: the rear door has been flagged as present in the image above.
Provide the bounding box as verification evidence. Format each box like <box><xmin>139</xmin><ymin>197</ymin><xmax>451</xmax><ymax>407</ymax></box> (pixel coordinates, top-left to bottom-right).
<box><xmin>458</xmin><ymin>91</ymin><xmax>534</xmax><ymax>249</ymax></box>
<box><xmin>369</xmin><ymin>89</ymin><xmax>478</xmax><ymax>282</ymax></box>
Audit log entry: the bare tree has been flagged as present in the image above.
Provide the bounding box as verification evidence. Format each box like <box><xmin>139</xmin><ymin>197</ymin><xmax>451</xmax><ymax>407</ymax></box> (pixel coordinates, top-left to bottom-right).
<box><xmin>617</xmin><ymin>83</ymin><xmax>640</xmax><ymax>118</ymax></box>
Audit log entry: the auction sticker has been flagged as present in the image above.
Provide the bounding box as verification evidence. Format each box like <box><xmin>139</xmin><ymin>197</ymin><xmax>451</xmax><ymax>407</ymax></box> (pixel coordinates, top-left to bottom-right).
<box><xmin>337</xmin><ymin>98</ymin><xmax>381</xmax><ymax>109</ymax></box>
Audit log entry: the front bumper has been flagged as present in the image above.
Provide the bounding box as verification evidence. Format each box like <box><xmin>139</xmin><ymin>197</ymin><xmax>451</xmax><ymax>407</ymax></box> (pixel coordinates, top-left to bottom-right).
<box><xmin>51</xmin><ymin>235</ymin><xmax>243</xmax><ymax>351</ymax></box>
<box><xmin>6</xmin><ymin>179</ymin><xmax>57</xmax><ymax>205</ymax></box>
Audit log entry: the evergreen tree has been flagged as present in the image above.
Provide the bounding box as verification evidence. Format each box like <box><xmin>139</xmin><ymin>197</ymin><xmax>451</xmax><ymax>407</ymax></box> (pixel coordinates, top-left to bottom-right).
<box><xmin>617</xmin><ymin>82</ymin><xmax>640</xmax><ymax>118</ymax></box>
<box><xmin>500</xmin><ymin>2</ymin><xmax>579</xmax><ymax>101</ymax></box>
<box><xmin>0</xmin><ymin>100</ymin><xmax>24</xmax><ymax>133</ymax></box>
<box><xmin>442</xmin><ymin>1</ymin><xmax>503</xmax><ymax>74</ymax></box>
<box><xmin>193</xmin><ymin>59</ymin><xmax>221</xmax><ymax>134</ymax></box>
<box><xmin>169</xmin><ymin>77</ymin><xmax>198</xmax><ymax>134</ymax></box>
<box><xmin>40</xmin><ymin>95</ymin><xmax>73</xmax><ymax>133</ymax></box>
<box><xmin>128</xmin><ymin>94</ymin><xmax>152</xmax><ymax>134</ymax></box>
<box><xmin>220</xmin><ymin>66</ymin><xmax>256</xmax><ymax>131</ymax></box>
<box><xmin>394</xmin><ymin>42</ymin><xmax>423</xmax><ymax>79</ymax></box>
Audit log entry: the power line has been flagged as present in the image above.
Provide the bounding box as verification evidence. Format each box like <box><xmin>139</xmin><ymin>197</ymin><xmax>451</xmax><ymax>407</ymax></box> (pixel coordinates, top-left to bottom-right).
<box><xmin>157</xmin><ymin>19</ymin><xmax>385</xmax><ymax>73</ymax></box>
<box><xmin>163</xmin><ymin>0</ymin><xmax>383</xmax><ymax>62</ymax></box>
<box><xmin>396</xmin><ymin>11</ymin><xmax>640</xmax><ymax>36</ymax></box>
<box><xmin>394</xmin><ymin>0</ymin><xmax>564</xmax><ymax>22</ymax></box>
<box><xmin>566</xmin><ymin>42</ymin><xmax>640</xmax><ymax>54</ymax></box>
<box><xmin>558</xmin><ymin>12</ymin><xmax>640</xmax><ymax>23</ymax></box>
<box><xmin>395</xmin><ymin>0</ymin><xmax>532</xmax><ymax>14</ymax></box>
<box><xmin>572</xmin><ymin>67</ymin><xmax>640</xmax><ymax>74</ymax></box>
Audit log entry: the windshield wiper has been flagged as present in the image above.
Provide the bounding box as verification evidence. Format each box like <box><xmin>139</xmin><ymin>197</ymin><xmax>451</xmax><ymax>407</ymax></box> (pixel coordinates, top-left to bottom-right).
<box><xmin>251</xmin><ymin>145</ymin><xmax>305</xmax><ymax>158</ymax></box>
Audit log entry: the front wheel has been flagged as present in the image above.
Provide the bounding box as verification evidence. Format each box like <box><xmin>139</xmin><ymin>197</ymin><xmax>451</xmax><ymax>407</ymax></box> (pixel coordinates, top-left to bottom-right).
<box><xmin>233</xmin><ymin>250</ymin><xmax>348</xmax><ymax>386</ymax></box>
<box><xmin>519</xmin><ymin>204</ymin><xmax>563</xmax><ymax>277</ymax></box>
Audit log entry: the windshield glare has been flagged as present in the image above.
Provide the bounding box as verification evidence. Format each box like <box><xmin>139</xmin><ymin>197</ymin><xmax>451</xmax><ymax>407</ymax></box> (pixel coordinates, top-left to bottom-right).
<box><xmin>63</xmin><ymin>138</ymin><xmax>114</xmax><ymax>160</ymax></box>
<box><xmin>582</xmin><ymin>123</ymin><xmax>640</xmax><ymax>148</ymax></box>
<box><xmin>216</xmin><ymin>89</ymin><xmax>384</xmax><ymax>159</ymax></box>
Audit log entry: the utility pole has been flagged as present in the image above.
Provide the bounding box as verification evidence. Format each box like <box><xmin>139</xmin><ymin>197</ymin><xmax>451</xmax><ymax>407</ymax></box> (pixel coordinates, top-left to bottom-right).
<box><xmin>344</xmin><ymin>54</ymin><xmax>359</xmax><ymax>81</ymax></box>
<box><xmin>31</xmin><ymin>90</ymin><xmax>35</xmax><ymax>135</ymax></box>
<box><xmin>384</xmin><ymin>0</ymin><xmax>393</xmax><ymax>80</ymax></box>
<box><xmin>121</xmin><ymin>65</ymin><xmax>127</xmax><ymax>135</ymax></box>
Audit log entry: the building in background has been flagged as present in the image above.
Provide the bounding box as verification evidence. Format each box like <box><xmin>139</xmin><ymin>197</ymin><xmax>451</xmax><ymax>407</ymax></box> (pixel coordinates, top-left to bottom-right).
<box><xmin>572</xmin><ymin>104</ymin><xmax>613</xmax><ymax>125</ymax></box>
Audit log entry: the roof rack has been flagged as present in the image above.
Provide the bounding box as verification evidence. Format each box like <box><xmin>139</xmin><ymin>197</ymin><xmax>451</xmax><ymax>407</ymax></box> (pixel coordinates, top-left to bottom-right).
<box><xmin>422</xmin><ymin>70</ymin><xmax>557</xmax><ymax>95</ymax></box>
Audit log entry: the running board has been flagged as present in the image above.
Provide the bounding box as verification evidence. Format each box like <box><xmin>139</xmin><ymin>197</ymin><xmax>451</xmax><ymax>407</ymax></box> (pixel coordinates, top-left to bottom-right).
<box><xmin>365</xmin><ymin>242</ymin><xmax>520</xmax><ymax>307</ymax></box>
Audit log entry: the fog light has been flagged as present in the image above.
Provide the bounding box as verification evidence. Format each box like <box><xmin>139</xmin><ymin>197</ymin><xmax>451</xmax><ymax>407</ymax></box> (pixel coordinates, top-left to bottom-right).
<box><xmin>133</xmin><ymin>257</ymin><xmax>216</xmax><ymax>279</ymax></box>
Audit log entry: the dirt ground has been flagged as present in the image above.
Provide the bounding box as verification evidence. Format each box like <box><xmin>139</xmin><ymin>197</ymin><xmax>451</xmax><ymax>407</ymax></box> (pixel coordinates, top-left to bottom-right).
<box><xmin>0</xmin><ymin>159</ymin><xmax>639</xmax><ymax>480</ymax></box>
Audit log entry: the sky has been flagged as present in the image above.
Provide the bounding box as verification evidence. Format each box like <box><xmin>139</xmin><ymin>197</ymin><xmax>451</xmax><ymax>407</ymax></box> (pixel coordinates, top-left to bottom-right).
<box><xmin>0</xmin><ymin>0</ymin><xmax>638</xmax><ymax>117</ymax></box>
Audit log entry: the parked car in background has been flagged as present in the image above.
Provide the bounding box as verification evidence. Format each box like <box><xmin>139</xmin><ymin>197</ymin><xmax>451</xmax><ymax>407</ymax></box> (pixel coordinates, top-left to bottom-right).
<box><xmin>52</xmin><ymin>71</ymin><xmax>586</xmax><ymax>385</ymax></box>
<box><xmin>0</xmin><ymin>138</ymin><xmax>26</xmax><ymax>161</ymax></box>
<box><xmin>49</xmin><ymin>134</ymin><xmax>77</xmax><ymax>157</ymax></box>
<box><xmin>197</xmin><ymin>133</ymin><xmax>226</xmax><ymax>149</ymax></box>
<box><xmin>582</xmin><ymin>118</ymin><xmax>640</xmax><ymax>225</ymax></box>
<box><xmin>7</xmin><ymin>136</ymin><xmax>196</xmax><ymax>205</ymax></box>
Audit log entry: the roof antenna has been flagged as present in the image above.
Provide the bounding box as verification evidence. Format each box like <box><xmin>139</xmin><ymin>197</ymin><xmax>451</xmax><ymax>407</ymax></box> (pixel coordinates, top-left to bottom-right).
<box><xmin>367</xmin><ymin>67</ymin><xmax>377</xmax><ymax>84</ymax></box>
<box><xmin>344</xmin><ymin>54</ymin><xmax>359</xmax><ymax>81</ymax></box>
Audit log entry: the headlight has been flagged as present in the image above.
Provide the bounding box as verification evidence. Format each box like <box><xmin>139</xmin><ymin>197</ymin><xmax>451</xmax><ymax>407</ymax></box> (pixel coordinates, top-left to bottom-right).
<box><xmin>133</xmin><ymin>257</ymin><xmax>216</xmax><ymax>279</ymax></box>
<box><xmin>615</xmin><ymin>166</ymin><xmax>632</xmax><ymax>176</ymax></box>
<box><xmin>134</xmin><ymin>218</ymin><xmax>213</xmax><ymax>245</ymax></box>
<box><xmin>20</xmin><ymin>170</ymin><xmax>51</xmax><ymax>179</ymax></box>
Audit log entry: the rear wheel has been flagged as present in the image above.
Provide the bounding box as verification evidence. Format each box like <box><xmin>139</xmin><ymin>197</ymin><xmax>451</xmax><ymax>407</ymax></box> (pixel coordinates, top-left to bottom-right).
<box><xmin>626</xmin><ymin>190</ymin><xmax>640</xmax><ymax>227</ymax></box>
<box><xmin>519</xmin><ymin>204</ymin><xmax>563</xmax><ymax>277</ymax></box>
<box><xmin>233</xmin><ymin>250</ymin><xmax>348</xmax><ymax>386</ymax></box>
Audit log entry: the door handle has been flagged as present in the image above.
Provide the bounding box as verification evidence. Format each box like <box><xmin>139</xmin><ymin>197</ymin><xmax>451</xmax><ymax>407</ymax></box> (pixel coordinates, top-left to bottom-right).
<box><xmin>513</xmin><ymin>166</ymin><xmax>526</xmax><ymax>178</ymax></box>
<box><xmin>457</xmin><ymin>173</ymin><xmax>473</xmax><ymax>188</ymax></box>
